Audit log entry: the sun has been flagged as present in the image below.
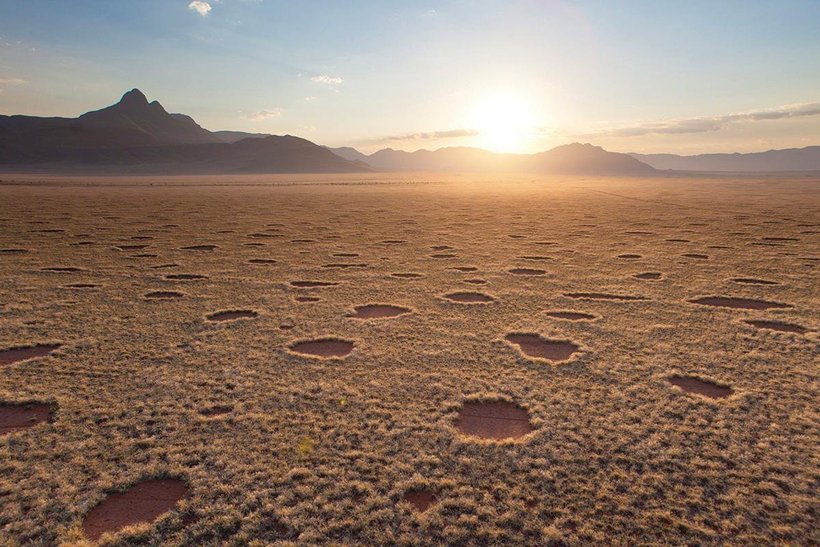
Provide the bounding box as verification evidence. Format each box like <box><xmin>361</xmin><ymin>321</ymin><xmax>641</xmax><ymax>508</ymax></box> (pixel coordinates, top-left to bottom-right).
<box><xmin>470</xmin><ymin>93</ymin><xmax>536</xmax><ymax>153</ymax></box>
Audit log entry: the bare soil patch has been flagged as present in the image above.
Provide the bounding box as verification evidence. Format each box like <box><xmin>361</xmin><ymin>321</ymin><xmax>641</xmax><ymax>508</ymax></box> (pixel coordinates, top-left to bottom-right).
<box><xmin>403</xmin><ymin>490</ymin><xmax>437</xmax><ymax>513</ymax></box>
<box><xmin>565</xmin><ymin>292</ymin><xmax>647</xmax><ymax>301</ymax></box>
<box><xmin>669</xmin><ymin>376</ymin><xmax>733</xmax><ymax>399</ymax></box>
<box><xmin>456</xmin><ymin>401</ymin><xmax>533</xmax><ymax>440</ymax></box>
<box><xmin>81</xmin><ymin>479</ymin><xmax>191</xmax><ymax>542</ymax></box>
<box><xmin>689</xmin><ymin>297</ymin><xmax>791</xmax><ymax>310</ymax></box>
<box><xmin>509</xmin><ymin>268</ymin><xmax>546</xmax><ymax>275</ymax></box>
<box><xmin>0</xmin><ymin>402</ymin><xmax>54</xmax><ymax>435</ymax></box>
<box><xmin>505</xmin><ymin>333</ymin><xmax>579</xmax><ymax>362</ymax></box>
<box><xmin>289</xmin><ymin>339</ymin><xmax>354</xmax><ymax>358</ymax></box>
<box><xmin>744</xmin><ymin>320</ymin><xmax>807</xmax><ymax>334</ymax></box>
<box><xmin>350</xmin><ymin>304</ymin><xmax>411</xmax><ymax>319</ymax></box>
<box><xmin>206</xmin><ymin>310</ymin><xmax>258</xmax><ymax>322</ymax></box>
<box><xmin>545</xmin><ymin>311</ymin><xmax>597</xmax><ymax>321</ymax></box>
<box><xmin>290</xmin><ymin>281</ymin><xmax>338</xmax><ymax>288</ymax></box>
<box><xmin>0</xmin><ymin>344</ymin><xmax>61</xmax><ymax>366</ymax></box>
<box><xmin>443</xmin><ymin>291</ymin><xmax>495</xmax><ymax>303</ymax></box>
<box><xmin>731</xmin><ymin>278</ymin><xmax>779</xmax><ymax>285</ymax></box>
<box><xmin>144</xmin><ymin>291</ymin><xmax>184</xmax><ymax>299</ymax></box>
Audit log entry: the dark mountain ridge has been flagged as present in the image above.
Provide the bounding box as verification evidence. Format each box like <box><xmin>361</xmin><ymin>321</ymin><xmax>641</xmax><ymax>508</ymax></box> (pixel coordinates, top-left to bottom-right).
<box><xmin>631</xmin><ymin>146</ymin><xmax>820</xmax><ymax>172</ymax></box>
<box><xmin>0</xmin><ymin>89</ymin><xmax>366</xmax><ymax>173</ymax></box>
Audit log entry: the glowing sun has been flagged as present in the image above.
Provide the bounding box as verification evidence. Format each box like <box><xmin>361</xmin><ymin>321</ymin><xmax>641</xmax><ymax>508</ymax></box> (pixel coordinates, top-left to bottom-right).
<box><xmin>470</xmin><ymin>93</ymin><xmax>536</xmax><ymax>153</ymax></box>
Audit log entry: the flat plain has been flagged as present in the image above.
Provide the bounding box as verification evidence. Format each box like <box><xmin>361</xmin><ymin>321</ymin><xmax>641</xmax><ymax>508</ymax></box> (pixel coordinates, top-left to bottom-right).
<box><xmin>0</xmin><ymin>173</ymin><xmax>817</xmax><ymax>545</ymax></box>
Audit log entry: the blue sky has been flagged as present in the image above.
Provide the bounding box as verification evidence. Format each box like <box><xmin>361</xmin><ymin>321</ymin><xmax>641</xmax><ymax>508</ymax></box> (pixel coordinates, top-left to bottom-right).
<box><xmin>1</xmin><ymin>0</ymin><xmax>818</xmax><ymax>153</ymax></box>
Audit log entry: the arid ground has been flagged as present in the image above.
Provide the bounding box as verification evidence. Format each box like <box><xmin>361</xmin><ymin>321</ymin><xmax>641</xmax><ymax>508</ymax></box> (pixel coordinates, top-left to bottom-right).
<box><xmin>0</xmin><ymin>174</ymin><xmax>817</xmax><ymax>545</ymax></box>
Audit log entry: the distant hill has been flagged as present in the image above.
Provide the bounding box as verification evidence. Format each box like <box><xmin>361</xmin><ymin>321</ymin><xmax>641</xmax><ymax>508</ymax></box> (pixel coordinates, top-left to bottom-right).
<box><xmin>631</xmin><ymin>146</ymin><xmax>820</xmax><ymax>172</ymax></box>
<box><xmin>0</xmin><ymin>89</ymin><xmax>367</xmax><ymax>173</ymax></box>
<box><xmin>332</xmin><ymin>143</ymin><xmax>655</xmax><ymax>175</ymax></box>
<box><xmin>214</xmin><ymin>130</ymin><xmax>271</xmax><ymax>143</ymax></box>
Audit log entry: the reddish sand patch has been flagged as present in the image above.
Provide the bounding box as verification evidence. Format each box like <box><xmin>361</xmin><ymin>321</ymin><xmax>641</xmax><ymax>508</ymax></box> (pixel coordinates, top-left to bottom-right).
<box><xmin>116</xmin><ymin>245</ymin><xmax>148</xmax><ymax>251</ymax></box>
<box><xmin>248</xmin><ymin>258</ymin><xmax>277</xmax><ymax>264</ymax></box>
<box><xmin>505</xmin><ymin>333</ymin><xmax>578</xmax><ymax>362</ymax></box>
<box><xmin>456</xmin><ymin>401</ymin><xmax>533</xmax><ymax>440</ymax></box>
<box><xmin>290</xmin><ymin>281</ymin><xmax>338</xmax><ymax>288</ymax></box>
<box><xmin>199</xmin><ymin>405</ymin><xmax>233</xmax><ymax>417</ymax></box>
<box><xmin>403</xmin><ymin>490</ymin><xmax>437</xmax><ymax>513</ymax></box>
<box><xmin>0</xmin><ymin>403</ymin><xmax>53</xmax><ymax>435</ymax></box>
<box><xmin>682</xmin><ymin>253</ymin><xmax>709</xmax><ymax>259</ymax></box>
<box><xmin>464</xmin><ymin>278</ymin><xmax>487</xmax><ymax>284</ymax></box>
<box><xmin>669</xmin><ymin>376</ymin><xmax>733</xmax><ymax>399</ymax></box>
<box><xmin>0</xmin><ymin>344</ymin><xmax>61</xmax><ymax>366</ymax></box>
<box><xmin>289</xmin><ymin>339</ymin><xmax>354</xmax><ymax>358</ymax></box>
<box><xmin>392</xmin><ymin>272</ymin><xmax>423</xmax><ymax>278</ymax></box>
<box><xmin>731</xmin><ymin>278</ymin><xmax>779</xmax><ymax>285</ymax></box>
<box><xmin>617</xmin><ymin>254</ymin><xmax>641</xmax><ymax>259</ymax></box>
<box><xmin>689</xmin><ymin>297</ymin><xmax>791</xmax><ymax>310</ymax></box>
<box><xmin>509</xmin><ymin>268</ymin><xmax>546</xmax><ymax>275</ymax></box>
<box><xmin>81</xmin><ymin>479</ymin><xmax>190</xmax><ymax>542</ymax></box>
<box><xmin>322</xmin><ymin>263</ymin><xmax>368</xmax><ymax>269</ymax></box>
<box><xmin>144</xmin><ymin>291</ymin><xmax>184</xmax><ymax>299</ymax></box>
<box><xmin>181</xmin><ymin>245</ymin><xmax>217</xmax><ymax>251</ymax></box>
<box><xmin>165</xmin><ymin>274</ymin><xmax>207</xmax><ymax>280</ymax></box>
<box><xmin>443</xmin><ymin>292</ymin><xmax>495</xmax><ymax>303</ymax></box>
<box><xmin>545</xmin><ymin>311</ymin><xmax>596</xmax><ymax>321</ymax></box>
<box><xmin>41</xmin><ymin>267</ymin><xmax>84</xmax><ymax>272</ymax></box>
<box><xmin>744</xmin><ymin>320</ymin><xmax>807</xmax><ymax>334</ymax></box>
<box><xmin>431</xmin><ymin>245</ymin><xmax>453</xmax><ymax>251</ymax></box>
<box><xmin>565</xmin><ymin>292</ymin><xmax>647</xmax><ymax>301</ymax></box>
<box><xmin>634</xmin><ymin>272</ymin><xmax>662</xmax><ymax>280</ymax></box>
<box><xmin>350</xmin><ymin>304</ymin><xmax>411</xmax><ymax>319</ymax></box>
<box><xmin>206</xmin><ymin>310</ymin><xmax>258</xmax><ymax>322</ymax></box>
<box><xmin>517</xmin><ymin>255</ymin><xmax>552</xmax><ymax>261</ymax></box>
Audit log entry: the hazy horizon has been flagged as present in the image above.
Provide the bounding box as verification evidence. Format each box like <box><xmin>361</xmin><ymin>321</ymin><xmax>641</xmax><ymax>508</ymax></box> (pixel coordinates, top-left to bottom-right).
<box><xmin>1</xmin><ymin>1</ymin><xmax>819</xmax><ymax>155</ymax></box>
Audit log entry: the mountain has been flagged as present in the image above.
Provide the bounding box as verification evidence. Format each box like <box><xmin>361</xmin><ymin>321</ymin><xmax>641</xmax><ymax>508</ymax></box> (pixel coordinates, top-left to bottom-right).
<box><xmin>0</xmin><ymin>89</ymin><xmax>367</xmax><ymax>173</ymax></box>
<box><xmin>325</xmin><ymin>146</ymin><xmax>371</xmax><ymax>164</ymax></box>
<box><xmin>214</xmin><ymin>130</ymin><xmax>271</xmax><ymax>143</ymax></box>
<box><xmin>631</xmin><ymin>146</ymin><xmax>820</xmax><ymax>172</ymax></box>
<box><xmin>331</xmin><ymin>143</ymin><xmax>655</xmax><ymax>175</ymax></box>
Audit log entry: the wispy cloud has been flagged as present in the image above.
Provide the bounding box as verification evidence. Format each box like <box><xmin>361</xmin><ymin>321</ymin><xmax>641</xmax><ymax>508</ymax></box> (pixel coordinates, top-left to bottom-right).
<box><xmin>363</xmin><ymin>128</ymin><xmax>479</xmax><ymax>145</ymax></box>
<box><xmin>311</xmin><ymin>75</ymin><xmax>343</xmax><ymax>85</ymax></box>
<box><xmin>579</xmin><ymin>102</ymin><xmax>820</xmax><ymax>138</ymax></box>
<box><xmin>188</xmin><ymin>1</ymin><xmax>212</xmax><ymax>17</ymax></box>
<box><xmin>246</xmin><ymin>108</ymin><xmax>282</xmax><ymax>121</ymax></box>
<box><xmin>0</xmin><ymin>77</ymin><xmax>26</xmax><ymax>86</ymax></box>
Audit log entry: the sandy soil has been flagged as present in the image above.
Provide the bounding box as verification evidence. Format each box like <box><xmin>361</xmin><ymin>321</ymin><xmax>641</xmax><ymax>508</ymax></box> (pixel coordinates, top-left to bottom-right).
<box><xmin>0</xmin><ymin>174</ymin><xmax>818</xmax><ymax>545</ymax></box>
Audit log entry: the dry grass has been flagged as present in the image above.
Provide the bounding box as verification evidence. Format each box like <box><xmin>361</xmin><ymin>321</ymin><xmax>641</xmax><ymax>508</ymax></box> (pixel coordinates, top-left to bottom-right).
<box><xmin>0</xmin><ymin>173</ymin><xmax>818</xmax><ymax>545</ymax></box>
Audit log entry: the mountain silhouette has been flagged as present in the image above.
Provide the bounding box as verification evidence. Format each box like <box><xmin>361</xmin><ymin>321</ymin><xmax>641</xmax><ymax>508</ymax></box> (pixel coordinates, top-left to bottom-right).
<box><xmin>334</xmin><ymin>143</ymin><xmax>655</xmax><ymax>175</ymax></box>
<box><xmin>631</xmin><ymin>146</ymin><xmax>820</xmax><ymax>172</ymax></box>
<box><xmin>1</xmin><ymin>89</ymin><xmax>657</xmax><ymax>175</ymax></box>
<box><xmin>0</xmin><ymin>89</ymin><xmax>366</xmax><ymax>173</ymax></box>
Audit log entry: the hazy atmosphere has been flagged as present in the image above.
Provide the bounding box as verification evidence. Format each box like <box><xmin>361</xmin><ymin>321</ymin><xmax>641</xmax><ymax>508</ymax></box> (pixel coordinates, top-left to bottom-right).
<box><xmin>2</xmin><ymin>0</ymin><xmax>819</xmax><ymax>153</ymax></box>
<box><xmin>0</xmin><ymin>2</ymin><xmax>818</xmax><ymax>545</ymax></box>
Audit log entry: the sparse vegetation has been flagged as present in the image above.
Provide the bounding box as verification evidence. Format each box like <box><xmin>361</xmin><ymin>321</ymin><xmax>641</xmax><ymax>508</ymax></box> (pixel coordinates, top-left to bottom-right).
<box><xmin>0</xmin><ymin>173</ymin><xmax>817</xmax><ymax>544</ymax></box>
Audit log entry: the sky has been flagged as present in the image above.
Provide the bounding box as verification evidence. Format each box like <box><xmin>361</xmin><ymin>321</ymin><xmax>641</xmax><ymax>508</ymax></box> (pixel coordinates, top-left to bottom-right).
<box><xmin>0</xmin><ymin>0</ymin><xmax>819</xmax><ymax>154</ymax></box>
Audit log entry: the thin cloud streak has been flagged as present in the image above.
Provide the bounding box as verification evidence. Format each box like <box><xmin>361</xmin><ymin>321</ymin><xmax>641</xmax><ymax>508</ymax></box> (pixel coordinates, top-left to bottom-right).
<box><xmin>578</xmin><ymin>102</ymin><xmax>820</xmax><ymax>138</ymax></box>
<box><xmin>246</xmin><ymin>108</ymin><xmax>282</xmax><ymax>121</ymax></box>
<box><xmin>375</xmin><ymin>128</ymin><xmax>479</xmax><ymax>143</ymax></box>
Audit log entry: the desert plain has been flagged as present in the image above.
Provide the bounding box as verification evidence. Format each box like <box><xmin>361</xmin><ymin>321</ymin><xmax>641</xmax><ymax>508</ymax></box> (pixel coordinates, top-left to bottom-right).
<box><xmin>0</xmin><ymin>173</ymin><xmax>817</xmax><ymax>545</ymax></box>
